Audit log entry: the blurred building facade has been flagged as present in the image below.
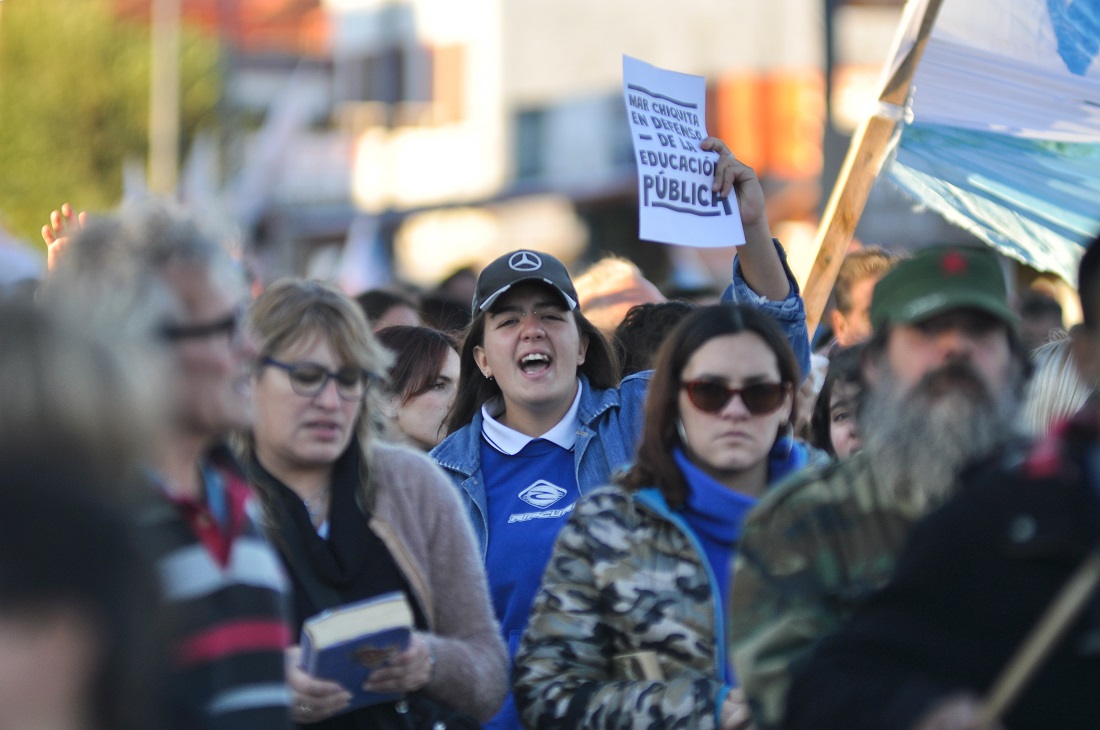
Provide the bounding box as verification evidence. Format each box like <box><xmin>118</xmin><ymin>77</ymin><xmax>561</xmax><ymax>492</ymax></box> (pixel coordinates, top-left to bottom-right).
<box><xmin>145</xmin><ymin>0</ymin><xmax>983</xmax><ymax>295</ymax></box>
<box><xmin>327</xmin><ymin>0</ymin><xmax>835</xmax><ymax>291</ymax></box>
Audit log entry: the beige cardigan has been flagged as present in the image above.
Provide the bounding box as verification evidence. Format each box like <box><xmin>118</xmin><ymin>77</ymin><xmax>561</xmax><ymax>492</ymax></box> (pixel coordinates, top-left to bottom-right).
<box><xmin>366</xmin><ymin>441</ymin><xmax>507</xmax><ymax>721</ymax></box>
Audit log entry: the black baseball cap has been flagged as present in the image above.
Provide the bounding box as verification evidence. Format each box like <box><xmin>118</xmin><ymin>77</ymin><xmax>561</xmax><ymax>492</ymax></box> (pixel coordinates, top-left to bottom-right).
<box><xmin>472</xmin><ymin>250</ymin><xmax>580</xmax><ymax>315</ymax></box>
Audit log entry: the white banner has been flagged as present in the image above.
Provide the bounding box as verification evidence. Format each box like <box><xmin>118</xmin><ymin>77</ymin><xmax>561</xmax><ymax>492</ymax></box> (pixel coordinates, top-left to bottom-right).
<box><xmin>622</xmin><ymin>56</ymin><xmax>745</xmax><ymax>248</ymax></box>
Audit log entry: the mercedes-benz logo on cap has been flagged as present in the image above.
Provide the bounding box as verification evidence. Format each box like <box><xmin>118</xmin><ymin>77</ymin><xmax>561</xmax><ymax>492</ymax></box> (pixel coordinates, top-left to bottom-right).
<box><xmin>509</xmin><ymin>251</ymin><xmax>542</xmax><ymax>272</ymax></box>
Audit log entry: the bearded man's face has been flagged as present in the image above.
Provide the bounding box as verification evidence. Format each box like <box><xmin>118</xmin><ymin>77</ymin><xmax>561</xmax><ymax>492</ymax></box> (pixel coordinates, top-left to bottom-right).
<box><xmin>879</xmin><ymin>309</ymin><xmax>1014</xmax><ymax>399</ymax></box>
<box><xmin>860</xmin><ymin>310</ymin><xmax>1021</xmax><ymax>509</ymax></box>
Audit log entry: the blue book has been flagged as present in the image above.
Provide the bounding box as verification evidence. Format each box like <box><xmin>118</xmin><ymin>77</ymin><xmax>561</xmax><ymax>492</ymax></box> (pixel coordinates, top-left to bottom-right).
<box><xmin>299</xmin><ymin>591</ymin><xmax>414</xmax><ymax>713</ymax></box>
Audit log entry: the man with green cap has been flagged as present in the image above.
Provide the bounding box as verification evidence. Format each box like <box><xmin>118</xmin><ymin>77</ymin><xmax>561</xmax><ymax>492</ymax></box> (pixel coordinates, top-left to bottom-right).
<box><xmin>727</xmin><ymin>244</ymin><xmax>1030</xmax><ymax>730</ymax></box>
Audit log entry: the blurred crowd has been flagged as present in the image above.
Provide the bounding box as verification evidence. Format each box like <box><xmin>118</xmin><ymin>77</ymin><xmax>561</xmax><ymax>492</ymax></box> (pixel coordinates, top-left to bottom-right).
<box><xmin>2</xmin><ymin>135</ymin><xmax>1097</xmax><ymax>730</ymax></box>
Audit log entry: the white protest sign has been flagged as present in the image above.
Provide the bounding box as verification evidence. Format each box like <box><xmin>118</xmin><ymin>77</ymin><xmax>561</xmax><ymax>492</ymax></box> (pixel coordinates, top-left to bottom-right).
<box><xmin>623</xmin><ymin>56</ymin><xmax>745</xmax><ymax>248</ymax></box>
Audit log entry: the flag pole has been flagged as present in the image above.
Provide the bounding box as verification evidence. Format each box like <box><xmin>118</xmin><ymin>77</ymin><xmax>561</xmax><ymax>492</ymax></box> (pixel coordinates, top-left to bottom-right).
<box><xmin>801</xmin><ymin>0</ymin><xmax>946</xmax><ymax>337</ymax></box>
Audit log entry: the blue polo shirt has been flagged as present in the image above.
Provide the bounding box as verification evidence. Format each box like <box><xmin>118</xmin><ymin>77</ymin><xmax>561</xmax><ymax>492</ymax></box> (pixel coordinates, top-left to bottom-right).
<box><xmin>480</xmin><ymin>387</ymin><xmax>582</xmax><ymax>730</ymax></box>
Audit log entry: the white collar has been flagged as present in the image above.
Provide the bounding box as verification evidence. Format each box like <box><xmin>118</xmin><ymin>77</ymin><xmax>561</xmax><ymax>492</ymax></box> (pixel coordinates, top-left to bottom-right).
<box><xmin>480</xmin><ymin>382</ymin><xmax>582</xmax><ymax>455</ymax></box>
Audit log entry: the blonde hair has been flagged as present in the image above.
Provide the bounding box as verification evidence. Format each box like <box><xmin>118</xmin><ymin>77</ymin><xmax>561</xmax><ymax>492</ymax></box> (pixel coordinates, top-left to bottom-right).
<box><xmin>574</xmin><ymin>256</ymin><xmax>665</xmax><ymax>336</ymax></box>
<box><xmin>835</xmin><ymin>247</ymin><xmax>900</xmax><ymax>314</ymax></box>
<box><xmin>241</xmin><ymin>278</ymin><xmax>394</xmax><ymax>511</ymax></box>
<box><xmin>1021</xmin><ymin>330</ymin><xmax>1093</xmax><ymax>437</ymax></box>
<box><xmin>574</xmin><ymin>257</ymin><xmax>645</xmax><ymax>295</ymax></box>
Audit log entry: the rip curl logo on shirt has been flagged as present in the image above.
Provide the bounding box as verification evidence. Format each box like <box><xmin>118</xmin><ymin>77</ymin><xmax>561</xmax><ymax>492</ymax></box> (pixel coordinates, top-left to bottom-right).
<box><xmin>508</xmin><ymin>251</ymin><xmax>542</xmax><ymax>272</ymax></box>
<box><xmin>519</xmin><ymin>480</ymin><xmax>566</xmax><ymax>508</ymax></box>
<box><xmin>508</xmin><ymin>504</ymin><xmax>574</xmax><ymax>523</ymax></box>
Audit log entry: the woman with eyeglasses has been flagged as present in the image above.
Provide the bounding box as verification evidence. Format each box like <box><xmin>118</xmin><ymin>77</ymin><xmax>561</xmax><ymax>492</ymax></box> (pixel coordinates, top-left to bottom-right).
<box><xmin>513</xmin><ymin>304</ymin><xmax>824</xmax><ymax>730</ymax></box>
<box><xmin>240</xmin><ymin>279</ymin><xmax>507</xmax><ymax>729</ymax></box>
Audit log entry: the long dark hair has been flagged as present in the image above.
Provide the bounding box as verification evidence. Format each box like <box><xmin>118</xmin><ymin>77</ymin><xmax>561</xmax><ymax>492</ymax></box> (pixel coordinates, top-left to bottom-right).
<box><xmin>809</xmin><ymin>344</ymin><xmax>864</xmax><ymax>456</ymax></box>
<box><xmin>375</xmin><ymin>326</ymin><xmax>458</xmax><ymax>404</ymax></box>
<box><xmin>618</xmin><ymin>303</ymin><xmax>799</xmax><ymax>507</ymax></box>
<box><xmin>446</xmin><ymin>303</ymin><xmax>619</xmax><ymax>433</ymax></box>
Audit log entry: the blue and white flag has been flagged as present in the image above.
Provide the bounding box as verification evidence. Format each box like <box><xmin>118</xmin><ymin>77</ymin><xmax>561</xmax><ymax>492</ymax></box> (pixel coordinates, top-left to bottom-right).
<box><xmin>887</xmin><ymin>0</ymin><xmax>1100</xmax><ymax>283</ymax></box>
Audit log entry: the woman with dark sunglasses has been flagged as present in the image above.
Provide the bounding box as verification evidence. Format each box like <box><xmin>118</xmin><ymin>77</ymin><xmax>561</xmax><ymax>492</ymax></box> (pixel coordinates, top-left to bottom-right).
<box><xmin>514</xmin><ymin>304</ymin><xmax>825</xmax><ymax>730</ymax></box>
<box><xmin>238</xmin><ymin>279</ymin><xmax>507</xmax><ymax>729</ymax></box>
<box><xmin>432</xmin><ymin>139</ymin><xmax>812</xmax><ymax>730</ymax></box>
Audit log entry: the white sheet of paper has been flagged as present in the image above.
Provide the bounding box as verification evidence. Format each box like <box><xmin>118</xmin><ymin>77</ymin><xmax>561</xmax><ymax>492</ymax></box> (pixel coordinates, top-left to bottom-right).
<box><xmin>622</xmin><ymin>56</ymin><xmax>745</xmax><ymax>248</ymax></box>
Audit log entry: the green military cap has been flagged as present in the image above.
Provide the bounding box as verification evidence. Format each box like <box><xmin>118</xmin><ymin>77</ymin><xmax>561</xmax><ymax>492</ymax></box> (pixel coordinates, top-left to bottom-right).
<box><xmin>870</xmin><ymin>245</ymin><xmax>1017</xmax><ymax>331</ymax></box>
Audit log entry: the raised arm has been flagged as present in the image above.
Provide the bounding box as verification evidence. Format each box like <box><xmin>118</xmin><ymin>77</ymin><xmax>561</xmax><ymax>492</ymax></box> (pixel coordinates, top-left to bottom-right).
<box><xmin>41</xmin><ymin>203</ymin><xmax>87</xmax><ymax>272</ymax></box>
<box><xmin>703</xmin><ymin>137</ymin><xmax>789</xmax><ymax>301</ymax></box>
<box><xmin>705</xmin><ymin>137</ymin><xmax>810</xmax><ymax>380</ymax></box>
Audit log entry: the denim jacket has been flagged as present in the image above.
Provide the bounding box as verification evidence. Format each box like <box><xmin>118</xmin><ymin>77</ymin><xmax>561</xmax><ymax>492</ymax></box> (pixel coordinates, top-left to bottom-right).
<box><xmin>430</xmin><ymin>242</ymin><xmax>809</xmax><ymax>558</ymax></box>
<box><xmin>431</xmin><ymin>371</ymin><xmax>651</xmax><ymax>559</ymax></box>
<box><xmin>723</xmin><ymin>238</ymin><xmax>810</xmax><ymax>382</ymax></box>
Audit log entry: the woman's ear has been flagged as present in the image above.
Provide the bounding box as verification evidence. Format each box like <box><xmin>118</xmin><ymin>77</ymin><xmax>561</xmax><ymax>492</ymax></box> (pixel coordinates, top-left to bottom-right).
<box><xmin>780</xmin><ymin>388</ymin><xmax>795</xmax><ymax>430</ymax></box>
<box><xmin>577</xmin><ymin>333</ymin><xmax>589</xmax><ymax>366</ymax></box>
<box><xmin>472</xmin><ymin>345</ymin><xmax>491</xmax><ymax>379</ymax></box>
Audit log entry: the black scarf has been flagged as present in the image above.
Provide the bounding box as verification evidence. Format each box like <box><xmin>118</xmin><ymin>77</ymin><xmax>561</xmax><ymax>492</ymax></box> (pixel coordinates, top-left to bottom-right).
<box><xmin>251</xmin><ymin>444</ymin><xmax>424</xmax><ymax>632</ymax></box>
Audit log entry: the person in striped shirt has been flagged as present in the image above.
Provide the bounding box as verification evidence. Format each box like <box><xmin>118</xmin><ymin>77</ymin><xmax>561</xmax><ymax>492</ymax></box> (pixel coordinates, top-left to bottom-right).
<box><xmin>48</xmin><ymin>204</ymin><xmax>294</xmax><ymax>730</ymax></box>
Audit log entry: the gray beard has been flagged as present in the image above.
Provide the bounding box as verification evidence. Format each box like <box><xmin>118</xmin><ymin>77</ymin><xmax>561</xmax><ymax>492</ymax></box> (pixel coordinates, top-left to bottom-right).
<box><xmin>861</xmin><ymin>361</ymin><xmax>1020</xmax><ymax>512</ymax></box>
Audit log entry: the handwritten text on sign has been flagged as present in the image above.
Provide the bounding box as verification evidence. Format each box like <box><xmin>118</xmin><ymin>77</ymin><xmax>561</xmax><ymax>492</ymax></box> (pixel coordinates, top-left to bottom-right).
<box><xmin>623</xmin><ymin>56</ymin><xmax>744</xmax><ymax>248</ymax></box>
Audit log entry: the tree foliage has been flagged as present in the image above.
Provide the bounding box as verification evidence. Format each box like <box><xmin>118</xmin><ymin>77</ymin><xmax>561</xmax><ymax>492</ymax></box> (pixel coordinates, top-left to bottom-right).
<box><xmin>0</xmin><ymin>0</ymin><xmax>220</xmax><ymax>245</ymax></box>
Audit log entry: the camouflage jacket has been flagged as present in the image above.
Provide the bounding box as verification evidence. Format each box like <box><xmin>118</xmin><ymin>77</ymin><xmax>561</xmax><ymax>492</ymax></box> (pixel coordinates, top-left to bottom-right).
<box><xmin>513</xmin><ymin>486</ymin><xmax>730</xmax><ymax>730</ymax></box>
<box><xmin>727</xmin><ymin>451</ymin><xmax>931</xmax><ymax>730</ymax></box>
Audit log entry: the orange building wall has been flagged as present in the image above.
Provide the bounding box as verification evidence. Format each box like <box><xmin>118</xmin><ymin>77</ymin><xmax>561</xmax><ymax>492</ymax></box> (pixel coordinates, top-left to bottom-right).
<box><xmin>706</xmin><ymin>69</ymin><xmax>824</xmax><ymax>181</ymax></box>
<box><xmin>113</xmin><ymin>0</ymin><xmax>329</xmax><ymax>56</ymax></box>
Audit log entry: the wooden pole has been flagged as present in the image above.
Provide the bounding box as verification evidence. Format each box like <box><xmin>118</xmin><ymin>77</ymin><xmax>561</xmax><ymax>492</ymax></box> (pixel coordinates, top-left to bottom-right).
<box><xmin>976</xmin><ymin>549</ymin><xmax>1100</xmax><ymax>729</ymax></box>
<box><xmin>802</xmin><ymin>0</ymin><xmax>946</xmax><ymax>336</ymax></box>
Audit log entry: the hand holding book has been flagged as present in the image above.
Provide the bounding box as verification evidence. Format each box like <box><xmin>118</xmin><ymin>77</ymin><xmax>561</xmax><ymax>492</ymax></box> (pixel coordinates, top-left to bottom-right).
<box><xmin>286</xmin><ymin>645</ymin><xmax>354</xmax><ymax>724</ymax></box>
<box><xmin>295</xmin><ymin>591</ymin><xmax>431</xmax><ymax>719</ymax></box>
<box><xmin>361</xmin><ymin>631</ymin><xmax>433</xmax><ymax>695</ymax></box>
<box><xmin>287</xmin><ymin>634</ymin><xmax>432</xmax><ymax>724</ymax></box>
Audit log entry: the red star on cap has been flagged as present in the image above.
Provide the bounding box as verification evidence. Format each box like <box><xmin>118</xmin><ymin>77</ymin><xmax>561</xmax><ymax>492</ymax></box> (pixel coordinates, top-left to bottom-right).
<box><xmin>941</xmin><ymin>252</ymin><xmax>968</xmax><ymax>276</ymax></box>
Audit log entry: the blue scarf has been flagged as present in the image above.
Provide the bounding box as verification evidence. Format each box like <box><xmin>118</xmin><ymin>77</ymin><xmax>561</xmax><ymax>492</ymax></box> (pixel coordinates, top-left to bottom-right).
<box><xmin>674</xmin><ymin>448</ymin><xmax>759</xmax><ymax>684</ymax></box>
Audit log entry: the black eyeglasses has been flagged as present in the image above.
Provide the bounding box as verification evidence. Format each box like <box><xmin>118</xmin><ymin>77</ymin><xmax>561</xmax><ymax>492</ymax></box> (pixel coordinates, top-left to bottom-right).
<box><xmin>681</xmin><ymin>380</ymin><xmax>790</xmax><ymax>415</ymax></box>
<box><xmin>160</xmin><ymin>309</ymin><xmax>243</xmax><ymax>343</ymax></box>
<box><xmin>262</xmin><ymin>357</ymin><xmax>374</xmax><ymax>402</ymax></box>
